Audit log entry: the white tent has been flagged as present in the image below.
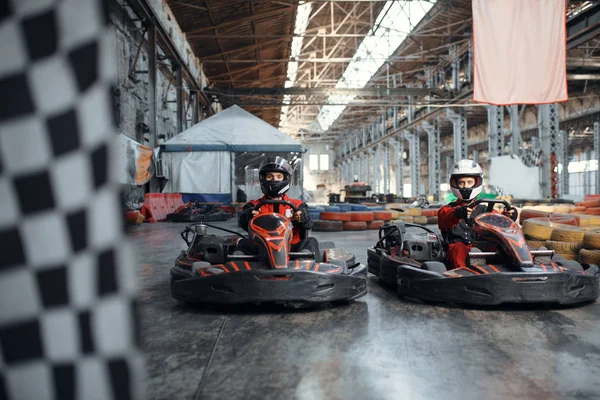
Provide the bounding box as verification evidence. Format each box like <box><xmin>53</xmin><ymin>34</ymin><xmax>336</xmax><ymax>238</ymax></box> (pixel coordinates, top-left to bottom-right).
<box><xmin>161</xmin><ymin>105</ymin><xmax>304</xmax><ymax>202</ymax></box>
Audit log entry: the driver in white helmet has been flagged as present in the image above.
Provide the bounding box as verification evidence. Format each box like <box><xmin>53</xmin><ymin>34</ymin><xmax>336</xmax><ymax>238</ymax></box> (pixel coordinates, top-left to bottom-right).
<box><xmin>438</xmin><ymin>159</ymin><xmax>516</xmax><ymax>270</ymax></box>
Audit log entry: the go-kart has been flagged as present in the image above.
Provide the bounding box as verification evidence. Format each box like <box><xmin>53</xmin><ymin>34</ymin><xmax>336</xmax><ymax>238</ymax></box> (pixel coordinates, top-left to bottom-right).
<box><xmin>367</xmin><ymin>199</ymin><xmax>600</xmax><ymax>306</ymax></box>
<box><xmin>170</xmin><ymin>200</ymin><xmax>368</xmax><ymax>306</ymax></box>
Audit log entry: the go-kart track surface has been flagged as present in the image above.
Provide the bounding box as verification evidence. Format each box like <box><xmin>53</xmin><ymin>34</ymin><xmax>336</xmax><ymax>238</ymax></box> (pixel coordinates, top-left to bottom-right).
<box><xmin>130</xmin><ymin>219</ymin><xmax>600</xmax><ymax>400</ymax></box>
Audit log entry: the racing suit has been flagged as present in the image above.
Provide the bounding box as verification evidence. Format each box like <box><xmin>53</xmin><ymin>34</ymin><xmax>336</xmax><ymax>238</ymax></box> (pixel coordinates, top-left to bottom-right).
<box><xmin>237</xmin><ymin>194</ymin><xmax>318</xmax><ymax>255</ymax></box>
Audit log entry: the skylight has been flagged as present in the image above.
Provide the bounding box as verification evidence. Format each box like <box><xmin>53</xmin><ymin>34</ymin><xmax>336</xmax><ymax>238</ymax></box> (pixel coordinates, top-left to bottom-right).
<box><xmin>279</xmin><ymin>1</ymin><xmax>313</xmax><ymax>129</ymax></box>
<box><xmin>317</xmin><ymin>0</ymin><xmax>435</xmax><ymax>132</ymax></box>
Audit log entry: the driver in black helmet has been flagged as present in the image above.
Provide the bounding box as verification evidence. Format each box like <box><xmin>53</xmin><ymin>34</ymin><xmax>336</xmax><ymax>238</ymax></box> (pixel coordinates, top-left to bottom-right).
<box><xmin>238</xmin><ymin>156</ymin><xmax>318</xmax><ymax>255</ymax></box>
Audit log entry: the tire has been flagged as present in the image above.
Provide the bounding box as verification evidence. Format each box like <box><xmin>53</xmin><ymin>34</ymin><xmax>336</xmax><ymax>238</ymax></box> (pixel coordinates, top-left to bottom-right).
<box><xmin>397</xmin><ymin>216</ymin><xmax>414</xmax><ymax>223</ymax></box>
<box><xmin>349</xmin><ymin>211</ymin><xmax>374</xmax><ymax>222</ymax></box>
<box><xmin>413</xmin><ymin>216</ymin><xmax>428</xmax><ymax>225</ymax></box>
<box><xmin>422</xmin><ymin>209</ymin><xmax>438</xmax><ymax>217</ymax></box>
<box><xmin>579</xmin><ymin>248</ymin><xmax>600</xmax><ymax>264</ymax></box>
<box><xmin>320</xmin><ymin>211</ymin><xmax>352</xmax><ymax>221</ymax></box>
<box><xmin>583</xmin><ymin>231</ymin><xmax>600</xmax><ymax>249</ymax></box>
<box><xmin>350</xmin><ymin>204</ymin><xmax>368</xmax><ymax>211</ymax></box>
<box><xmin>373</xmin><ymin>211</ymin><xmax>392</xmax><ymax>221</ymax></box>
<box><xmin>324</xmin><ymin>206</ymin><xmax>340</xmax><ymax>212</ymax></box>
<box><xmin>550</xmin><ymin>226</ymin><xmax>585</xmax><ymax>243</ymax></box>
<box><xmin>312</xmin><ymin>220</ymin><xmax>344</xmax><ymax>232</ymax></box>
<box><xmin>331</xmin><ymin>203</ymin><xmax>352</xmax><ymax>212</ymax></box>
<box><xmin>519</xmin><ymin>209</ymin><xmax>550</xmax><ymax>224</ymax></box>
<box><xmin>526</xmin><ymin>239</ymin><xmax>546</xmax><ymax>249</ymax></box>
<box><xmin>588</xmin><ymin>207</ymin><xmax>600</xmax><ymax>215</ymax></box>
<box><xmin>544</xmin><ymin>240</ymin><xmax>584</xmax><ymax>254</ymax></box>
<box><xmin>367</xmin><ymin>220</ymin><xmax>385</xmax><ymax>230</ymax></box>
<box><xmin>407</xmin><ymin>208</ymin><xmax>422</xmax><ymax>216</ymax></box>
<box><xmin>426</xmin><ymin>216</ymin><xmax>438</xmax><ymax>225</ymax></box>
<box><xmin>343</xmin><ymin>221</ymin><xmax>367</xmax><ymax>231</ymax></box>
<box><xmin>522</xmin><ymin>219</ymin><xmax>558</xmax><ymax>240</ymax></box>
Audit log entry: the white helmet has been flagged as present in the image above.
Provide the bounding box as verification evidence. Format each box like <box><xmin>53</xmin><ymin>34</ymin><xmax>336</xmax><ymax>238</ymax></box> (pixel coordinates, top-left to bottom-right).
<box><xmin>449</xmin><ymin>159</ymin><xmax>483</xmax><ymax>201</ymax></box>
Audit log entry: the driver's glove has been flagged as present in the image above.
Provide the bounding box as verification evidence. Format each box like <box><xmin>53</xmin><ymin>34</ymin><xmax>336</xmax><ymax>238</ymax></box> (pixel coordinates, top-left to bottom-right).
<box><xmin>454</xmin><ymin>206</ymin><xmax>472</xmax><ymax>220</ymax></box>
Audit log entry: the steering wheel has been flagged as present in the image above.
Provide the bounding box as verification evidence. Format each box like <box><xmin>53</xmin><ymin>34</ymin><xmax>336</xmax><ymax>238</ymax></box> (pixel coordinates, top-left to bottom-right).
<box><xmin>464</xmin><ymin>199</ymin><xmax>518</xmax><ymax>226</ymax></box>
<box><xmin>252</xmin><ymin>199</ymin><xmax>299</xmax><ymax>213</ymax></box>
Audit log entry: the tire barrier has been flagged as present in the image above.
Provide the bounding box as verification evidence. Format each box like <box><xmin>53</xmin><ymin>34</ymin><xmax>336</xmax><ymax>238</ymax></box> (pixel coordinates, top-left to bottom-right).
<box><xmin>544</xmin><ymin>240</ymin><xmax>584</xmax><ymax>256</ymax></box>
<box><xmin>426</xmin><ymin>216</ymin><xmax>438</xmax><ymax>225</ymax></box>
<box><xmin>320</xmin><ymin>211</ymin><xmax>352</xmax><ymax>221</ymax></box>
<box><xmin>586</xmin><ymin>207</ymin><xmax>600</xmax><ymax>215</ymax></box>
<box><xmin>373</xmin><ymin>211</ymin><xmax>393</xmax><ymax>221</ymax></box>
<box><xmin>526</xmin><ymin>239</ymin><xmax>546</xmax><ymax>249</ymax></box>
<box><xmin>413</xmin><ymin>216</ymin><xmax>428</xmax><ymax>225</ymax></box>
<box><xmin>367</xmin><ymin>220</ymin><xmax>385</xmax><ymax>230</ymax></box>
<box><xmin>343</xmin><ymin>221</ymin><xmax>368</xmax><ymax>231</ymax></box>
<box><xmin>312</xmin><ymin>220</ymin><xmax>344</xmax><ymax>232</ymax></box>
<box><xmin>324</xmin><ymin>206</ymin><xmax>341</xmax><ymax>212</ymax></box>
<box><xmin>522</xmin><ymin>219</ymin><xmax>565</xmax><ymax>240</ymax></box>
<box><xmin>580</xmin><ymin>248</ymin><xmax>600</xmax><ymax>264</ymax></box>
<box><xmin>350</xmin><ymin>204</ymin><xmax>368</xmax><ymax>211</ymax></box>
<box><xmin>349</xmin><ymin>211</ymin><xmax>375</xmax><ymax>222</ymax></box>
<box><xmin>396</xmin><ymin>216</ymin><xmax>414</xmax><ymax>223</ymax></box>
<box><xmin>331</xmin><ymin>203</ymin><xmax>352</xmax><ymax>212</ymax></box>
<box><xmin>550</xmin><ymin>225</ymin><xmax>586</xmax><ymax>243</ymax></box>
<box><xmin>368</xmin><ymin>206</ymin><xmax>386</xmax><ymax>211</ymax></box>
<box><xmin>422</xmin><ymin>209</ymin><xmax>439</xmax><ymax>217</ymax></box>
<box><xmin>583</xmin><ymin>231</ymin><xmax>600</xmax><ymax>249</ymax></box>
<box><xmin>309</xmin><ymin>211</ymin><xmax>321</xmax><ymax>221</ymax></box>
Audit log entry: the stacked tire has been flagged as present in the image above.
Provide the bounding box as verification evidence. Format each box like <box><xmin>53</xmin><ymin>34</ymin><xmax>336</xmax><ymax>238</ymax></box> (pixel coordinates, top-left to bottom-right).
<box><xmin>580</xmin><ymin>230</ymin><xmax>600</xmax><ymax>264</ymax></box>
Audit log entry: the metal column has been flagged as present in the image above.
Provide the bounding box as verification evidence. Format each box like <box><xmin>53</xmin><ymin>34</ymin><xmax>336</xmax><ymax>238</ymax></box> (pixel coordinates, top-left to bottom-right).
<box><xmin>537</xmin><ymin>104</ymin><xmax>560</xmax><ymax>198</ymax></box>
<box><xmin>175</xmin><ymin>65</ymin><xmax>183</xmax><ymax>135</ymax></box>
<box><xmin>373</xmin><ymin>145</ymin><xmax>381</xmax><ymax>193</ymax></box>
<box><xmin>595</xmin><ymin>122</ymin><xmax>600</xmax><ymax>194</ymax></box>
<box><xmin>447</xmin><ymin>108</ymin><xmax>468</xmax><ymax>163</ymax></box>
<box><xmin>405</xmin><ymin>130</ymin><xmax>420</xmax><ymax>198</ymax></box>
<box><xmin>367</xmin><ymin>149</ymin><xmax>374</xmax><ymax>188</ymax></box>
<box><xmin>356</xmin><ymin>155</ymin><xmax>362</xmax><ymax>183</ymax></box>
<box><xmin>487</xmin><ymin>105</ymin><xmax>505</xmax><ymax>158</ymax></box>
<box><xmin>383</xmin><ymin>142</ymin><xmax>391</xmax><ymax>194</ymax></box>
<box><xmin>146</xmin><ymin>22</ymin><xmax>160</xmax><ymax>192</ymax></box>
<box><xmin>450</xmin><ymin>44</ymin><xmax>460</xmax><ymax>91</ymax></box>
<box><xmin>191</xmin><ymin>91</ymin><xmax>199</xmax><ymax>124</ymax></box>
<box><xmin>392</xmin><ymin>139</ymin><xmax>404</xmax><ymax>197</ymax></box>
<box><xmin>509</xmin><ymin>105</ymin><xmax>522</xmax><ymax>156</ymax></box>
<box><xmin>446</xmin><ymin>156</ymin><xmax>453</xmax><ymax>181</ymax></box>
<box><xmin>560</xmin><ymin>130</ymin><xmax>569</xmax><ymax>196</ymax></box>
<box><xmin>423</xmin><ymin>119</ymin><xmax>441</xmax><ymax>200</ymax></box>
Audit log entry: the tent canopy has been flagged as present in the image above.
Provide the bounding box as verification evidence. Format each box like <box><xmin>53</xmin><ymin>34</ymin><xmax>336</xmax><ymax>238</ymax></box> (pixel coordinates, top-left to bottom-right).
<box><xmin>162</xmin><ymin>105</ymin><xmax>304</xmax><ymax>153</ymax></box>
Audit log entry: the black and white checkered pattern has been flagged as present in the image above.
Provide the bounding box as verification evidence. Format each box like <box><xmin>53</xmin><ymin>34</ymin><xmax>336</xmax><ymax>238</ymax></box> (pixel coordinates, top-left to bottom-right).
<box><xmin>0</xmin><ymin>0</ymin><xmax>144</xmax><ymax>399</ymax></box>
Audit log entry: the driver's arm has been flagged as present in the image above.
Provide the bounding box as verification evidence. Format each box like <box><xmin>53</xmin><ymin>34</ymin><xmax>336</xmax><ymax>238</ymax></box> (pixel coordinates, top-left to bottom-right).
<box><xmin>438</xmin><ymin>204</ymin><xmax>461</xmax><ymax>232</ymax></box>
<box><xmin>292</xmin><ymin>202</ymin><xmax>313</xmax><ymax>230</ymax></box>
<box><xmin>238</xmin><ymin>201</ymin><xmax>257</xmax><ymax>232</ymax></box>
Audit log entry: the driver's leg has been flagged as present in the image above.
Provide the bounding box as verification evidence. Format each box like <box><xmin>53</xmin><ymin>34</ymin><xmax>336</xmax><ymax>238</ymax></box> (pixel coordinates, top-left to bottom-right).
<box><xmin>236</xmin><ymin>238</ymin><xmax>257</xmax><ymax>255</ymax></box>
<box><xmin>447</xmin><ymin>242</ymin><xmax>473</xmax><ymax>270</ymax></box>
<box><xmin>291</xmin><ymin>237</ymin><xmax>320</xmax><ymax>259</ymax></box>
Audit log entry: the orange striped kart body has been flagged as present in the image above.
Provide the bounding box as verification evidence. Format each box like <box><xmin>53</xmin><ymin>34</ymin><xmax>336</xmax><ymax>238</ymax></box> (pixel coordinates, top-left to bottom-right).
<box><xmin>368</xmin><ymin>215</ymin><xmax>600</xmax><ymax>306</ymax></box>
<box><xmin>170</xmin><ymin>213</ymin><xmax>367</xmax><ymax>306</ymax></box>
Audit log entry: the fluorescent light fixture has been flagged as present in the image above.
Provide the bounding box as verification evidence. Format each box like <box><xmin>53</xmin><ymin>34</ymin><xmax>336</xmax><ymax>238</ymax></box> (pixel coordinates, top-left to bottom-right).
<box><xmin>317</xmin><ymin>0</ymin><xmax>435</xmax><ymax>132</ymax></box>
<box><xmin>279</xmin><ymin>2</ymin><xmax>313</xmax><ymax>130</ymax></box>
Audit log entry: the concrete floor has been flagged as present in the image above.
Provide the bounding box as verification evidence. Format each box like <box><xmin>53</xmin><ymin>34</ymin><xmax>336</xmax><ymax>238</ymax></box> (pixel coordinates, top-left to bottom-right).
<box><xmin>130</xmin><ymin>220</ymin><xmax>600</xmax><ymax>400</ymax></box>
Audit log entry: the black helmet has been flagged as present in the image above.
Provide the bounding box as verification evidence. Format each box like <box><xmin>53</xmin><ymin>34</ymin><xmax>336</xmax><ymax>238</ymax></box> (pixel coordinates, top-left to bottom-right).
<box><xmin>259</xmin><ymin>156</ymin><xmax>292</xmax><ymax>198</ymax></box>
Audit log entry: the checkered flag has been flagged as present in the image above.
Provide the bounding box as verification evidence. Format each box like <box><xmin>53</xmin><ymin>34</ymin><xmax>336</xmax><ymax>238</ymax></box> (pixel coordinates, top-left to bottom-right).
<box><xmin>0</xmin><ymin>0</ymin><xmax>144</xmax><ymax>399</ymax></box>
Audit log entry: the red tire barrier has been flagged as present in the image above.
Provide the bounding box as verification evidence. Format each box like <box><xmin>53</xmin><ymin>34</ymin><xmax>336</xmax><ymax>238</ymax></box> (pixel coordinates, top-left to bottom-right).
<box><xmin>367</xmin><ymin>220</ymin><xmax>384</xmax><ymax>230</ymax></box>
<box><xmin>586</xmin><ymin>207</ymin><xmax>600</xmax><ymax>215</ymax></box>
<box><xmin>320</xmin><ymin>211</ymin><xmax>352</xmax><ymax>221</ymax></box>
<box><xmin>349</xmin><ymin>211</ymin><xmax>374</xmax><ymax>222</ymax></box>
<box><xmin>373</xmin><ymin>211</ymin><xmax>392</xmax><ymax>221</ymax></box>
<box><xmin>519</xmin><ymin>209</ymin><xmax>551</xmax><ymax>224</ymax></box>
<box><xmin>422</xmin><ymin>209</ymin><xmax>438</xmax><ymax>217</ymax></box>
<box><xmin>343</xmin><ymin>221</ymin><xmax>368</xmax><ymax>231</ymax></box>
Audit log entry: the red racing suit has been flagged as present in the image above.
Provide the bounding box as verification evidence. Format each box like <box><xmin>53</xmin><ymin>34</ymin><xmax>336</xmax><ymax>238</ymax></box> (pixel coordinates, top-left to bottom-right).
<box><xmin>438</xmin><ymin>201</ymin><xmax>491</xmax><ymax>270</ymax></box>
<box><xmin>238</xmin><ymin>194</ymin><xmax>312</xmax><ymax>245</ymax></box>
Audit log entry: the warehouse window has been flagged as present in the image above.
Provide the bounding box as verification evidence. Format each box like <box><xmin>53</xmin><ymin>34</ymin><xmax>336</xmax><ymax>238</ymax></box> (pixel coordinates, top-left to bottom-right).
<box><xmin>309</xmin><ymin>154</ymin><xmax>319</xmax><ymax>170</ymax></box>
<box><xmin>319</xmin><ymin>154</ymin><xmax>329</xmax><ymax>171</ymax></box>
